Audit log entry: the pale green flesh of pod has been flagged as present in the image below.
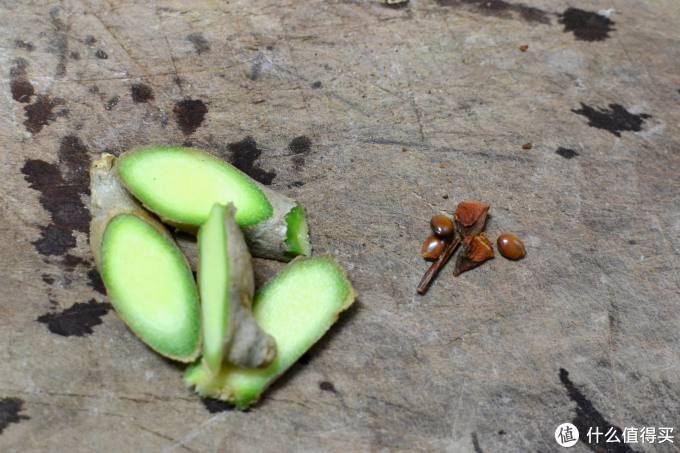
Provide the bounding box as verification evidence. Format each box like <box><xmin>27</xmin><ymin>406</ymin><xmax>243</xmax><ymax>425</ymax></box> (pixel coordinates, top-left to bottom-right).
<box><xmin>117</xmin><ymin>147</ymin><xmax>272</xmax><ymax>227</ymax></box>
<box><xmin>198</xmin><ymin>203</ymin><xmax>229</xmax><ymax>373</ymax></box>
<box><xmin>101</xmin><ymin>214</ymin><xmax>200</xmax><ymax>361</ymax></box>
<box><xmin>185</xmin><ymin>256</ymin><xmax>355</xmax><ymax>409</ymax></box>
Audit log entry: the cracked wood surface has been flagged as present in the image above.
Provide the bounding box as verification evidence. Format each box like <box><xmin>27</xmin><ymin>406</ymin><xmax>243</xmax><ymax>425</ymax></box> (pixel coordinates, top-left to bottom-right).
<box><xmin>1</xmin><ymin>0</ymin><xmax>679</xmax><ymax>452</ymax></box>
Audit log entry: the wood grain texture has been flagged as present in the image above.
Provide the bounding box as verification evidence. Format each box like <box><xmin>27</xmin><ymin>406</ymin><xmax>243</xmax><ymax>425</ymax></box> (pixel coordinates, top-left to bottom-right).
<box><xmin>1</xmin><ymin>0</ymin><xmax>679</xmax><ymax>451</ymax></box>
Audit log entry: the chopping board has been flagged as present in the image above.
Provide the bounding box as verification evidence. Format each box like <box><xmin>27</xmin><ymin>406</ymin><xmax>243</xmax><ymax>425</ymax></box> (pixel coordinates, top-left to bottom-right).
<box><xmin>1</xmin><ymin>1</ymin><xmax>679</xmax><ymax>451</ymax></box>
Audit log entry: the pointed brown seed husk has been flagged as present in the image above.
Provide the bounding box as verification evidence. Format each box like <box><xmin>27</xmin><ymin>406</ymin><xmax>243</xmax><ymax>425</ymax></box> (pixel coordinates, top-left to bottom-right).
<box><xmin>453</xmin><ymin>233</ymin><xmax>494</xmax><ymax>276</ymax></box>
<box><xmin>454</xmin><ymin>201</ymin><xmax>490</xmax><ymax>238</ymax></box>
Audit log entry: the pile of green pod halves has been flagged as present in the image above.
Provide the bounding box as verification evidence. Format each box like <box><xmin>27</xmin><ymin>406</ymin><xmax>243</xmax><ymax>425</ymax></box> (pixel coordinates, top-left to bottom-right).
<box><xmin>90</xmin><ymin>146</ymin><xmax>355</xmax><ymax>409</ymax></box>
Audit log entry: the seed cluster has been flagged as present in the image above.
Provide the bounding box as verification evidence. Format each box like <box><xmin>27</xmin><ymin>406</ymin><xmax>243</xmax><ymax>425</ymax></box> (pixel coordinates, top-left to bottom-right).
<box><xmin>418</xmin><ymin>200</ymin><xmax>526</xmax><ymax>294</ymax></box>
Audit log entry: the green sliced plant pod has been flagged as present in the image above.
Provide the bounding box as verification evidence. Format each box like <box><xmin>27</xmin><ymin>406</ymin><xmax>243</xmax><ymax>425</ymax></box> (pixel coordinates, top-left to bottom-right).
<box><xmin>116</xmin><ymin>146</ymin><xmax>311</xmax><ymax>261</ymax></box>
<box><xmin>185</xmin><ymin>256</ymin><xmax>355</xmax><ymax>409</ymax></box>
<box><xmin>90</xmin><ymin>154</ymin><xmax>200</xmax><ymax>362</ymax></box>
<box><xmin>198</xmin><ymin>202</ymin><xmax>276</xmax><ymax>372</ymax></box>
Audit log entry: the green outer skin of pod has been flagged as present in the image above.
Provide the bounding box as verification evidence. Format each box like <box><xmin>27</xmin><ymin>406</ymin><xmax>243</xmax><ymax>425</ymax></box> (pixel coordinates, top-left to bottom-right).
<box><xmin>116</xmin><ymin>146</ymin><xmax>311</xmax><ymax>261</ymax></box>
<box><xmin>185</xmin><ymin>255</ymin><xmax>355</xmax><ymax>409</ymax></box>
<box><xmin>198</xmin><ymin>202</ymin><xmax>276</xmax><ymax>373</ymax></box>
<box><xmin>90</xmin><ymin>154</ymin><xmax>200</xmax><ymax>362</ymax></box>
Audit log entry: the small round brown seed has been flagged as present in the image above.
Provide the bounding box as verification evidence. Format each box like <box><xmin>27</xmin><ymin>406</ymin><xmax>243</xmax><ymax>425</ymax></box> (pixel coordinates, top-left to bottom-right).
<box><xmin>430</xmin><ymin>215</ymin><xmax>454</xmax><ymax>238</ymax></box>
<box><xmin>421</xmin><ymin>234</ymin><xmax>446</xmax><ymax>261</ymax></box>
<box><xmin>497</xmin><ymin>234</ymin><xmax>526</xmax><ymax>260</ymax></box>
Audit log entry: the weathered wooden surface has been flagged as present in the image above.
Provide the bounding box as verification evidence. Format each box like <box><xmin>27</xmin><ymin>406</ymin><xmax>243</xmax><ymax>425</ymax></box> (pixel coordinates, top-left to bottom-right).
<box><xmin>1</xmin><ymin>0</ymin><xmax>679</xmax><ymax>451</ymax></box>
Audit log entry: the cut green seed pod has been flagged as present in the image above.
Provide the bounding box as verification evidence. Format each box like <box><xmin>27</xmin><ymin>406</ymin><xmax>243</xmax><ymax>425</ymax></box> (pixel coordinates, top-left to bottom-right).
<box><xmin>185</xmin><ymin>256</ymin><xmax>356</xmax><ymax>409</ymax></box>
<box><xmin>90</xmin><ymin>154</ymin><xmax>200</xmax><ymax>362</ymax></box>
<box><xmin>199</xmin><ymin>202</ymin><xmax>276</xmax><ymax>372</ymax></box>
<box><xmin>116</xmin><ymin>146</ymin><xmax>311</xmax><ymax>261</ymax></box>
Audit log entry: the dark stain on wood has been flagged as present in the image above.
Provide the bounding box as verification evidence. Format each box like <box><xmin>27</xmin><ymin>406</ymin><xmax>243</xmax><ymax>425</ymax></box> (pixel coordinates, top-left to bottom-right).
<box><xmin>105</xmin><ymin>95</ymin><xmax>120</xmax><ymax>111</ymax></box>
<box><xmin>380</xmin><ymin>1</ymin><xmax>409</xmax><ymax>9</ymax></box>
<box><xmin>0</xmin><ymin>398</ymin><xmax>29</xmax><ymax>435</ymax></box>
<box><xmin>248</xmin><ymin>54</ymin><xmax>264</xmax><ymax>81</ymax></box>
<box><xmin>14</xmin><ymin>40</ymin><xmax>35</xmax><ymax>51</ymax></box>
<box><xmin>572</xmin><ymin>103</ymin><xmax>650</xmax><ymax>137</ymax></box>
<box><xmin>319</xmin><ymin>381</ymin><xmax>338</xmax><ymax>394</ymax></box>
<box><xmin>436</xmin><ymin>0</ymin><xmax>550</xmax><ymax>25</ymax></box>
<box><xmin>57</xmin><ymin>136</ymin><xmax>90</xmax><ymax>186</ymax></box>
<box><xmin>288</xmin><ymin>136</ymin><xmax>311</xmax><ymax>154</ymax></box>
<box><xmin>21</xmin><ymin>135</ymin><xmax>90</xmax><ymax>256</ymax></box>
<box><xmin>61</xmin><ymin>254</ymin><xmax>86</xmax><ymax>270</ymax></box>
<box><xmin>10</xmin><ymin>58</ymin><xmax>35</xmax><ymax>103</ymax></box>
<box><xmin>288</xmin><ymin>136</ymin><xmax>311</xmax><ymax>169</ymax></box>
<box><xmin>227</xmin><ymin>137</ymin><xmax>276</xmax><ymax>185</ymax></box>
<box><xmin>559</xmin><ymin>368</ymin><xmax>640</xmax><ymax>453</ymax></box>
<box><xmin>173</xmin><ymin>99</ymin><xmax>208</xmax><ymax>135</ymax></box>
<box><xmin>556</xmin><ymin>147</ymin><xmax>579</xmax><ymax>159</ymax></box>
<box><xmin>471</xmin><ymin>432</ymin><xmax>484</xmax><ymax>453</ymax></box>
<box><xmin>559</xmin><ymin>8</ymin><xmax>615</xmax><ymax>42</ymax></box>
<box><xmin>201</xmin><ymin>398</ymin><xmax>234</xmax><ymax>413</ymax></box>
<box><xmin>23</xmin><ymin>95</ymin><xmax>64</xmax><ymax>134</ymax></box>
<box><xmin>31</xmin><ymin>224</ymin><xmax>78</xmax><ymax>256</ymax></box>
<box><xmin>130</xmin><ymin>83</ymin><xmax>154</xmax><ymax>103</ymax></box>
<box><xmin>48</xmin><ymin>7</ymin><xmax>69</xmax><ymax>77</ymax></box>
<box><xmin>187</xmin><ymin>33</ymin><xmax>210</xmax><ymax>55</ymax></box>
<box><xmin>37</xmin><ymin>299</ymin><xmax>111</xmax><ymax>337</ymax></box>
<box><xmin>87</xmin><ymin>268</ymin><xmax>106</xmax><ymax>295</ymax></box>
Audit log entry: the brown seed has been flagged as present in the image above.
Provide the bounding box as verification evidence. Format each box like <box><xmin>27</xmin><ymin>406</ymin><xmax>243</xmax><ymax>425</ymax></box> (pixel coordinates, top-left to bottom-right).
<box><xmin>430</xmin><ymin>215</ymin><xmax>454</xmax><ymax>238</ymax></box>
<box><xmin>421</xmin><ymin>234</ymin><xmax>446</xmax><ymax>261</ymax></box>
<box><xmin>497</xmin><ymin>233</ymin><xmax>526</xmax><ymax>260</ymax></box>
<box><xmin>522</xmin><ymin>143</ymin><xmax>532</xmax><ymax>150</ymax></box>
<box><xmin>519</xmin><ymin>44</ymin><xmax>529</xmax><ymax>52</ymax></box>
